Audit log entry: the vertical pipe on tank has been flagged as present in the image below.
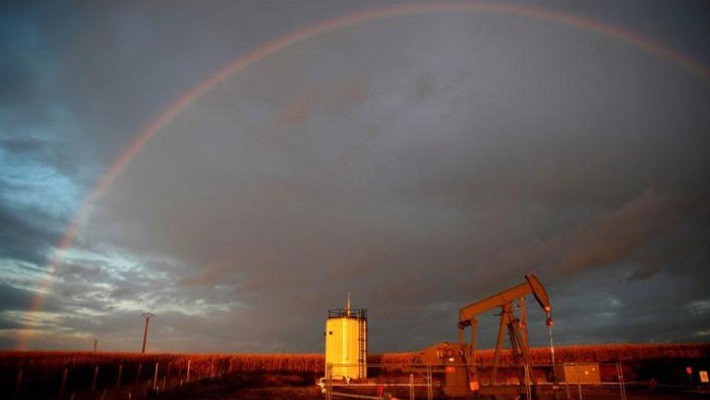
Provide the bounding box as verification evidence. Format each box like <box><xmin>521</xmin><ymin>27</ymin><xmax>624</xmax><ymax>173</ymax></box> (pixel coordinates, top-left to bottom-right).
<box><xmin>342</xmin><ymin>317</ymin><xmax>348</xmax><ymax>376</ymax></box>
<box><xmin>360</xmin><ymin>316</ymin><xmax>367</xmax><ymax>379</ymax></box>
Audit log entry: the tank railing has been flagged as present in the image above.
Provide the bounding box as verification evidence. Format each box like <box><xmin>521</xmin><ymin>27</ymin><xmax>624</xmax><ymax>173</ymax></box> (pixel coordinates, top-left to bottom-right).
<box><xmin>328</xmin><ymin>309</ymin><xmax>367</xmax><ymax>319</ymax></box>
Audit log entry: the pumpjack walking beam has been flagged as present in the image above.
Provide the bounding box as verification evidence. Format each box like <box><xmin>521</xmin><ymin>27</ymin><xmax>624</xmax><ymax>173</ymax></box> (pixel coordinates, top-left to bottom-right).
<box><xmin>457</xmin><ymin>274</ymin><xmax>553</xmax><ymax>390</ymax></box>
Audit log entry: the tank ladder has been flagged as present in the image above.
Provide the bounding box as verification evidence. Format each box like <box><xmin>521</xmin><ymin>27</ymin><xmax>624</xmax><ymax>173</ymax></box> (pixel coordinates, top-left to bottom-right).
<box><xmin>358</xmin><ymin>316</ymin><xmax>366</xmax><ymax>378</ymax></box>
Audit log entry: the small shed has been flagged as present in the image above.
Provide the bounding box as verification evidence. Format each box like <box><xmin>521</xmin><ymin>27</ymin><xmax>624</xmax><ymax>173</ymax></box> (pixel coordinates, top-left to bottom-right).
<box><xmin>554</xmin><ymin>363</ymin><xmax>601</xmax><ymax>384</ymax></box>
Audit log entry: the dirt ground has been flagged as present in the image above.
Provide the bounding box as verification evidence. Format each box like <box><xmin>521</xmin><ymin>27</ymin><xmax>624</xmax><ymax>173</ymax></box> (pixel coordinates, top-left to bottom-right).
<box><xmin>159</xmin><ymin>372</ymin><xmax>323</xmax><ymax>400</ymax></box>
<box><xmin>157</xmin><ymin>372</ymin><xmax>709</xmax><ymax>400</ymax></box>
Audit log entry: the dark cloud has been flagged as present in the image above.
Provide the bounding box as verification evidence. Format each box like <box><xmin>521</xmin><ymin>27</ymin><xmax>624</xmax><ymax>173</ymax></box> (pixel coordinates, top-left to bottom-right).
<box><xmin>0</xmin><ymin>59</ymin><xmax>37</xmax><ymax>109</ymax></box>
<box><xmin>0</xmin><ymin>206</ymin><xmax>58</xmax><ymax>266</ymax></box>
<box><xmin>0</xmin><ymin>317</ymin><xmax>24</xmax><ymax>331</ymax></box>
<box><xmin>543</xmin><ymin>266</ymin><xmax>710</xmax><ymax>345</ymax></box>
<box><xmin>179</xmin><ymin>261</ymin><xmax>236</xmax><ymax>287</ymax></box>
<box><xmin>80</xmin><ymin>7</ymin><xmax>709</xmax><ymax>352</ymax></box>
<box><xmin>0</xmin><ymin>137</ymin><xmax>47</xmax><ymax>154</ymax></box>
<box><xmin>1</xmin><ymin>2</ymin><xmax>709</xmax><ymax>352</ymax></box>
<box><xmin>0</xmin><ymin>282</ymin><xmax>35</xmax><ymax>312</ymax></box>
<box><xmin>485</xmin><ymin>190</ymin><xmax>701</xmax><ymax>276</ymax></box>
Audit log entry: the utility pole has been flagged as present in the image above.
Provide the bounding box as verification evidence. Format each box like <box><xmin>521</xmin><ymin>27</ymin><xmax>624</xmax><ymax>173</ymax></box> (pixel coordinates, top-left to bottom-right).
<box><xmin>92</xmin><ymin>338</ymin><xmax>98</xmax><ymax>352</ymax></box>
<box><xmin>141</xmin><ymin>313</ymin><xmax>154</xmax><ymax>354</ymax></box>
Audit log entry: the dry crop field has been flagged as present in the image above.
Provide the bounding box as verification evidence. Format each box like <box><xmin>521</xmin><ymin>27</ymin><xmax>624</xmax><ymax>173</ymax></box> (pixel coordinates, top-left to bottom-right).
<box><xmin>1</xmin><ymin>343</ymin><xmax>708</xmax><ymax>399</ymax></box>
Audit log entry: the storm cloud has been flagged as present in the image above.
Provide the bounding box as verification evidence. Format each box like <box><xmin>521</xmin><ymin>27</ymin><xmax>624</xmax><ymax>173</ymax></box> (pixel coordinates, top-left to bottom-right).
<box><xmin>1</xmin><ymin>1</ymin><xmax>709</xmax><ymax>352</ymax></box>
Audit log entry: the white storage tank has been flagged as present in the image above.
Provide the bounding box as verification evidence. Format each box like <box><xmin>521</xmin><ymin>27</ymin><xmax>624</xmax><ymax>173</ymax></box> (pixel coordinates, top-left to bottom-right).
<box><xmin>325</xmin><ymin>296</ymin><xmax>367</xmax><ymax>380</ymax></box>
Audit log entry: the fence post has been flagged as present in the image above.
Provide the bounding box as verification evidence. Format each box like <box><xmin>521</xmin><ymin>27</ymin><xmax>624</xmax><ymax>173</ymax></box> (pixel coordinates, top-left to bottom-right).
<box><xmin>186</xmin><ymin>360</ymin><xmax>191</xmax><ymax>383</ymax></box>
<box><xmin>14</xmin><ymin>369</ymin><xmax>22</xmax><ymax>400</ymax></box>
<box><xmin>616</xmin><ymin>362</ymin><xmax>627</xmax><ymax>400</ymax></box>
<box><xmin>178</xmin><ymin>361</ymin><xmax>183</xmax><ymax>387</ymax></box>
<box><xmin>91</xmin><ymin>366</ymin><xmax>99</xmax><ymax>395</ymax></box>
<box><xmin>116</xmin><ymin>364</ymin><xmax>123</xmax><ymax>389</ymax></box>
<box><xmin>136</xmin><ymin>364</ymin><xmax>142</xmax><ymax>384</ymax></box>
<box><xmin>164</xmin><ymin>362</ymin><xmax>170</xmax><ymax>392</ymax></box>
<box><xmin>575</xmin><ymin>364</ymin><xmax>582</xmax><ymax>400</ymax></box>
<box><xmin>153</xmin><ymin>362</ymin><xmax>159</xmax><ymax>391</ymax></box>
<box><xmin>427</xmin><ymin>364</ymin><xmax>433</xmax><ymax>400</ymax></box>
<box><xmin>524</xmin><ymin>363</ymin><xmax>532</xmax><ymax>400</ymax></box>
<box><xmin>326</xmin><ymin>363</ymin><xmax>333</xmax><ymax>400</ymax></box>
<box><xmin>409</xmin><ymin>373</ymin><xmax>414</xmax><ymax>400</ymax></box>
<box><xmin>58</xmin><ymin>367</ymin><xmax>68</xmax><ymax>400</ymax></box>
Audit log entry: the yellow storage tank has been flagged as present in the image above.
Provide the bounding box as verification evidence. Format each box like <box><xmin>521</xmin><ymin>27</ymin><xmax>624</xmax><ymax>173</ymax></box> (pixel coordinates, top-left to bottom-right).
<box><xmin>324</xmin><ymin>299</ymin><xmax>367</xmax><ymax>380</ymax></box>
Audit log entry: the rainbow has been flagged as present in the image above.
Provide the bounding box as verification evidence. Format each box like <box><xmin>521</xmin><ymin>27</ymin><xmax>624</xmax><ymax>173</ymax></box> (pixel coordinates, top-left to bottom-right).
<box><xmin>18</xmin><ymin>3</ymin><xmax>710</xmax><ymax>349</ymax></box>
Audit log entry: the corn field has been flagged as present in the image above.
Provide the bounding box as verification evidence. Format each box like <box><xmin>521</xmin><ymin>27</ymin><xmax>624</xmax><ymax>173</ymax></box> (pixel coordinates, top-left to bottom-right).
<box><xmin>1</xmin><ymin>343</ymin><xmax>708</xmax><ymax>398</ymax></box>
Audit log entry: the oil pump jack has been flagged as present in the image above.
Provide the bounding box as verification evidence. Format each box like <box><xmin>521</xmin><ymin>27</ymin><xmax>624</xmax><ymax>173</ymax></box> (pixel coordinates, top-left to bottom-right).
<box><xmin>420</xmin><ymin>274</ymin><xmax>553</xmax><ymax>399</ymax></box>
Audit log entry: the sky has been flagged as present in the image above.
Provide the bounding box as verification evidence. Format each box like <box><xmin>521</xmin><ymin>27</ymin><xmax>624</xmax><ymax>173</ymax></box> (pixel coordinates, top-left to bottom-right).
<box><xmin>1</xmin><ymin>1</ymin><xmax>709</xmax><ymax>354</ymax></box>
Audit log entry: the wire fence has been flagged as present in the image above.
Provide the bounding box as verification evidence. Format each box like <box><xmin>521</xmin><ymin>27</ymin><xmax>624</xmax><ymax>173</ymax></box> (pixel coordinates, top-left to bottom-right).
<box><xmin>5</xmin><ymin>358</ymin><xmax>704</xmax><ymax>399</ymax></box>
<box><xmin>0</xmin><ymin>357</ymin><xmax>235</xmax><ymax>400</ymax></box>
<box><xmin>321</xmin><ymin>362</ymin><xmax>629</xmax><ymax>400</ymax></box>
